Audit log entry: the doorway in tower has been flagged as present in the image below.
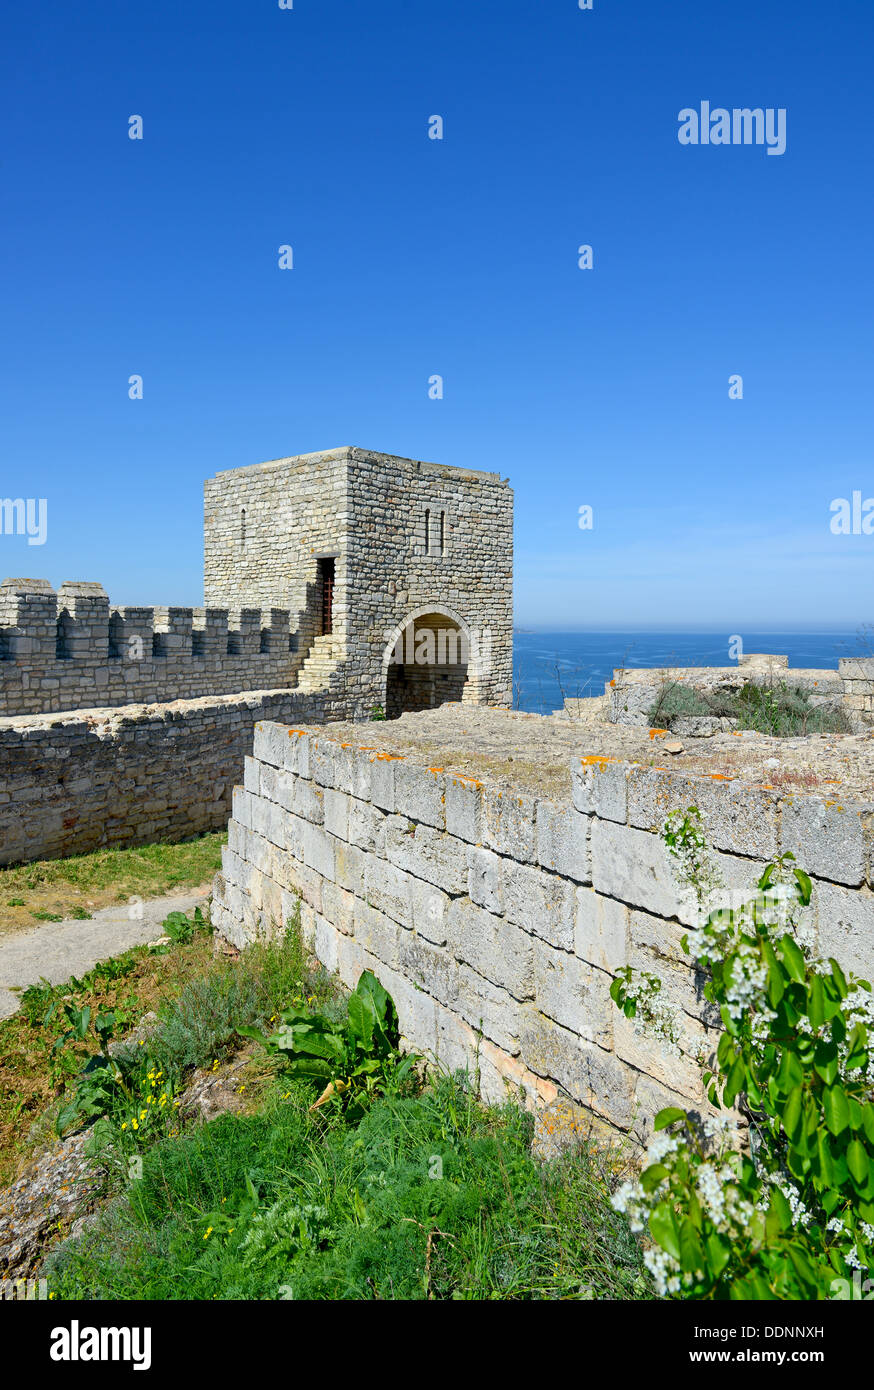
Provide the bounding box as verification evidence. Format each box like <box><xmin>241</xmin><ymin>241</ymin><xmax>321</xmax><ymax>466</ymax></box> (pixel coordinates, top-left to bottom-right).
<box><xmin>317</xmin><ymin>556</ymin><xmax>334</xmax><ymax>636</ymax></box>
<box><xmin>385</xmin><ymin>611</ymin><xmax>468</xmax><ymax>718</ymax></box>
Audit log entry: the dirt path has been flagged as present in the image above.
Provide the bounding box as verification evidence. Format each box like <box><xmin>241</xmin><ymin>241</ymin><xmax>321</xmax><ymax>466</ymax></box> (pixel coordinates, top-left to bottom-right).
<box><xmin>0</xmin><ymin>885</ymin><xmax>211</xmax><ymax>1020</ymax></box>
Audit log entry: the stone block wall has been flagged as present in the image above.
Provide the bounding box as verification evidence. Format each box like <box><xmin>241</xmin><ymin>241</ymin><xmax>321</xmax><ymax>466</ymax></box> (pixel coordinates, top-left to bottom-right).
<box><xmin>212</xmin><ymin>725</ymin><xmax>874</xmax><ymax>1142</ymax></box>
<box><xmin>0</xmin><ymin>690</ymin><xmax>350</xmax><ymax>866</ymax></box>
<box><xmin>605</xmin><ymin>657</ymin><xmax>858</xmax><ymax>729</ymax></box>
<box><xmin>0</xmin><ymin>579</ymin><xmax>303</xmax><ymax>717</ymax></box>
<box><xmin>204</xmin><ymin>447</ymin><xmax>514</xmax><ymax>715</ymax></box>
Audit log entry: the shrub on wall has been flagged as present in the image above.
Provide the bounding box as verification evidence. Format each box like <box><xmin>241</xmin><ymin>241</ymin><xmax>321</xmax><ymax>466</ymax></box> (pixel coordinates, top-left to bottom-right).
<box><xmin>610</xmin><ymin>808</ymin><xmax>874</xmax><ymax>1299</ymax></box>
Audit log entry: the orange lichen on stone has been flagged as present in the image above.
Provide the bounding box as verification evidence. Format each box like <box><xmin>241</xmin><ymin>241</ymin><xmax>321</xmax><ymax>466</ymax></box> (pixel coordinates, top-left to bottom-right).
<box><xmin>371</xmin><ymin>751</ymin><xmax>404</xmax><ymax>762</ymax></box>
<box><xmin>580</xmin><ymin>754</ymin><xmax>617</xmax><ymax>766</ymax></box>
<box><xmin>648</xmin><ymin>729</ymin><xmax>668</xmax><ymax>739</ymax></box>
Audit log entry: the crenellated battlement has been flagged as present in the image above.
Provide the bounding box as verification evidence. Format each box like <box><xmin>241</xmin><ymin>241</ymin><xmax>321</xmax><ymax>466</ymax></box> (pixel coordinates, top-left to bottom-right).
<box><xmin>0</xmin><ymin>578</ymin><xmax>307</xmax><ymax>716</ymax></box>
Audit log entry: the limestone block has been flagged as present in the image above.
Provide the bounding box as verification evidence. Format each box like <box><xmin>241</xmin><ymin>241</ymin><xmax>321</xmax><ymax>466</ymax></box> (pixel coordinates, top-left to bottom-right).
<box><xmin>467</xmin><ymin>845</ymin><xmax>503</xmax><ymax>913</ymax></box>
<box><xmin>501</xmin><ymin>859</ymin><xmax>576</xmax><ymax>951</ymax></box>
<box><xmin>447</xmin><ymin>896</ymin><xmax>534</xmax><ymax>1000</ymax></box>
<box><xmin>780</xmin><ymin>795</ymin><xmax>869</xmax><ymax>887</ymax></box>
<box><xmin>519</xmin><ymin>1015</ymin><xmax>636</xmax><ymax>1131</ymax></box>
<box><xmin>314</xmin><ymin>914</ymin><xmax>340</xmax><ymax>974</ymax></box>
<box><xmin>813</xmin><ymin>881</ymin><xmax>874</xmax><ymax>980</ymax></box>
<box><xmin>591</xmin><ymin>819</ymin><xmax>688</xmax><ymax>921</ymax></box>
<box><xmin>574</xmin><ymin>888</ymin><xmax>628</xmax><ymax>973</ymax></box>
<box><xmin>334</xmin><ymin>841</ymin><xmax>365</xmax><ymax>896</ymax></box>
<box><xmin>332</xmin><ymin>743</ymin><xmax>374</xmax><ymax>801</ymax></box>
<box><xmin>231</xmin><ymin>786</ymin><xmax>254</xmax><ymax>830</ymax></box>
<box><xmin>532</xmin><ymin>937</ymin><xmax>612</xmax><ymax>1046</ymax></box>
<box><xmin>300</xmin><ymin>821</ymin><xmax>335</xmax><ymax>879</ymax></box>
<box><xmin>309</xmin><ymin>739</ymin><xmax>336</xmax><ymax>788</ymax></box>
<box><xmin>409</xmin><ymin>878</ymin><xmax>450</xmax><ymax>945</ymax></box>
<box><xmin>347</xmin><ymin>797</ymin><xmax>386</xmax><ymax>853</ymax></box>
<box><xmin>323</xmin><ymin>787</ymin><xmax>350</xmax><ymax>840</ymax></box>
<box><xmin>456</xmin><ymin>965</ymin><xmax>523</xmax><ymax>1055</ymax></box>
<box><xmin>393</xmin><ymin>761</ymin><xmax>446</xmax><ymax>829</ymax></box>
<box><xmin>284</xmin><ymin>729</ymin><xmax>311</xmax><ymax>779</ymax></box>
<box><xmin>352</xmin><ymin>897</ymin><xmax>400</xmax><ymax>968</ymax></box>
<box><xmin>627</xmin><ymin>938</ymin><xmax>716</xmax><ymax>1028</ymax></box>
<box><xmin>253</xmin><ymin>721</ymin><xmax>289</xmax><ymax>769</ymax></box>
<box><xmin>445</xmin><ymin>773</ymin><xmax>483</xmax><ymax>843</ymax></box>
<box><xmin>363</xmin><ymin>854</ymin><xmax>414</xmax><ymax>926</ymax></box>
<box><xmin>627</xmin><ymin>765</ymin><xmax>779</xmax><ymax>860</ymax></box>
<box><xmin>383</xmin><ymin>816</ymin><xmax>468</xmax><ymax>895</ymax></box>
<box><xmin>396</xmin><ymin>932</ymin><xmax>459</xmax><ymax>1009</ymax></box>
<box><xmin>482</xmin><ymin>787</ymin><xmax>536</xmax><ymax>863</ymax></box>
<box><xmin>535</xmin><ymin>799</ymin><xmax>591</xmax><ymax>881</ymax></box>
<box><xmin>571</xmin><ymin>757</ymin><xmax>629</xmax><ymax>823</ymax></box>
<box><xmin>613</xmin><ymin>1012</ymin><xmax>707</xmax><ymax>1102</ymax></box>
<box><xmin>369</xmin><ymin>753</ymin><xmax>400</xmax><ymax>812</ymax></box>
<box><xmin>631</xmin><ymin>1073</ymin><xmax>698</xmax><ymax>1146</ymax></box>
<box><xmin>321</xmin><ymin>879</ymin><xmax>355</xmax><ymax>935</ymax></box>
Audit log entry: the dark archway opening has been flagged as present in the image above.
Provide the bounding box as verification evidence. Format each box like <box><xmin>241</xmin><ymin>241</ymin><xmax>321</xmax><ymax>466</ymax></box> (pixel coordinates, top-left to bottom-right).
<box><xmin>385</xmin><ymin>612</ymin><xmax>468</xmax><ymax>719</ymax></box>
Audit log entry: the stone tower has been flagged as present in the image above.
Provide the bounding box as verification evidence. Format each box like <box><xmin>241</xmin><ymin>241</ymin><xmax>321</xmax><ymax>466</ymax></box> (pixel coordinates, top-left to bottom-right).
<box><xmin>203</xmin><ymin>446</ymin><xmax>513</xmax><ymax>718</ymax></box>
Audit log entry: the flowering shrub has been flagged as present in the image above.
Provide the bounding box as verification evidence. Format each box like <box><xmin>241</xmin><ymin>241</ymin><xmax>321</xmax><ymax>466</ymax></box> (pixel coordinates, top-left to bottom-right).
<box><xmin>610</xmin><ymin>807</ymin><xmax>874</xmax><ymax>1299</ymax></box>
<box><xmin>118</xmin><ymin>1063</ymin><xmax>180</xmax><ymax>1143</ymax></box>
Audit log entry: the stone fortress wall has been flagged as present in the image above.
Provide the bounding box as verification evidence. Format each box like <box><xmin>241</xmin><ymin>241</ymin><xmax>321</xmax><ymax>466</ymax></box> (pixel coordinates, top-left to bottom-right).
<box><xmin>1</xmin><ymin>448</ymin><xmax>515</xmax><ymax>722</ymax></box>
<box><xmin>567</xmin><ymin>652</ymin><xmax>874</xmax><ymax>733</ymax></box>
<box><xmin>0</xmin><ymin>578</ymin><xmax>303</xmax><ymax>718</ymax></box>
<box><xmin>0</xmin><ymin>690</ymin><xmax>339</xmax><ymax>867</ymax></box>
<box><xmin>212</xmin><ymin>720</ymin><xmax>874</xmax><ymax>1142</ymax></box>
<box><xmin>0</xmin><ymin>446</ymin><xmax>515</xmax><ymax>864</ymax></box>
<box><xmin>203</xmin><ymin>446</ymin><xmax>514</xmax><ymax>715</ymax></box>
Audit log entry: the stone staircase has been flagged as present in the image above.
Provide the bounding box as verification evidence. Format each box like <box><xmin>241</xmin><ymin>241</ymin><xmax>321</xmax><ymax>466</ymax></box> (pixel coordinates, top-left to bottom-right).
<box><xmin>294</xmin><ymin>633</ymin><xmax>343</xmax><ymax>692</ymax></box>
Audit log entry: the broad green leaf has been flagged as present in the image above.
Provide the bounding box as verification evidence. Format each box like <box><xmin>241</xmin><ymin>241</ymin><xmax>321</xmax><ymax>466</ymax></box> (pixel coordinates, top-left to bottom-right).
<box><xmin>824</xmin><ymin>1086</ymin><xmax>850</xmax><ymax>1137</ymax></box>
<box><xmin>654</xmin><ymin>1106</ymin><xmax>686</xmax><ymax>1131</ymax></box>
<box><xmin>780</xmin><ymin>934</ymin><xmax>805</xmax><ymax>984</ymax></box>
<box><xmin>706</xmin><ymin>1232</ymin><xmax>731</xmax><ymax>1278</ymax></box>
<box><xmin>829</xmin><ymin>958</ymin><xmax>848</xmax><ymax>995</ymax></box>
<box><xmin>808</xmin><ymin>975</ymin><xmax>826</xmax><ymax>1030</ymax></box>
<box><xmin>649</xmin><ymin>1204</ymin><xmax>681</xmax><ymax>1262</ymax></box>
<box><xmin>813</xmin><ymin>1039</ymin><xmax>839</xmax><ymax>1086</ymax></box>
<box><xmin>679</xmin><ymin>1218</ymin><xmax>705</xmax><ymax>1275</ymax></box>
<box><xmin>783</xmin><ymin>1086</ymin><xmax>803</xmax><ymax>1141</ymax></box>
<box><xmin>766</xmin><ymin>1186</ymin><xmax>792</xmax><ymax>1236</ymax></box>
<box><xmin>641</xmin><ymin>1163</ymin><xmax>670</xmax><ymax>1194</ymax></box>
<box><xmin>793</xmin><ymin>867</ymin><xmax>813</xmax><ymax>905</ymax></box>
<box><xmin>847</xmin><ymin>1139</ymin><xmax>870</xmax><ymax>1186</ymax></box>
<box><xmin>724</xmin><ymin>1054</ymin><xmax>747</xmax><ymax>1107</ymax></box>
<box><xmin>776</xmin><ymin>1049</ymin><xmax>803</xmax><ymax>1094</ymax></box>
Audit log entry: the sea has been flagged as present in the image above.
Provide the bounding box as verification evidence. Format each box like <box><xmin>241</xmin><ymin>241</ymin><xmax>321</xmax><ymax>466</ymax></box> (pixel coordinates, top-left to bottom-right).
<box><xmin>512</xmin><ymin>632</ymin><xmax>866</xmax><ymax>716</ymax></box>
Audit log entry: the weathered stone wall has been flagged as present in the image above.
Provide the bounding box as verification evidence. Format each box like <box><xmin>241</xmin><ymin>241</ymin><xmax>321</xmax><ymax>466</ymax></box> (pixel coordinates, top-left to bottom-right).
<box><xmin>212</xmin><ymin>724</ymin><xmax>874</xmax><ymax>1143</ymax></box>
<box><xmin>204</xmin><ymin>447</ymin><xmax>514</xmax><ymax>716</ymax></box>
<box><xmin>0</xmin><ymin>691</ymin><xmax>350</xmax><ymax>867</ymax></box>
<box><xmin>0</xmin><ymin>579</ymin><xmax>303</xmax><ymax>717</ymax></box>
<box><xmin>604</xmin><ymin>654</ymin><xmax>867</xmax><ymax>731</ymax></box>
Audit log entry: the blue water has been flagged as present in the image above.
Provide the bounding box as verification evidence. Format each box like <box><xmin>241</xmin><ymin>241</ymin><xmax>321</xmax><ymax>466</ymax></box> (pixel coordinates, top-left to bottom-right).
<box><xmin>513</xmin><ymin>632</ymin><xmax>864</xmax><ymax>715</ymax></box>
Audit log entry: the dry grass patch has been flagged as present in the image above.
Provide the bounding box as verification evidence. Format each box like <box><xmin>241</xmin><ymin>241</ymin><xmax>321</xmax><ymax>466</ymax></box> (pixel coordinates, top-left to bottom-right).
<box><xmin>0</xmin><ymin>833</ymin><xmax>225</xmax><ymax>936</ymax></box>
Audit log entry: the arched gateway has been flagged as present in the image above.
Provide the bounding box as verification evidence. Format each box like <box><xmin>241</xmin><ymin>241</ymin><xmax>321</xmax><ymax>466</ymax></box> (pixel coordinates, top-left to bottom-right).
<box><xmin>382</xmin><ymin>605</ymin><xmax>479</xmax><ymax>718</ymax></box>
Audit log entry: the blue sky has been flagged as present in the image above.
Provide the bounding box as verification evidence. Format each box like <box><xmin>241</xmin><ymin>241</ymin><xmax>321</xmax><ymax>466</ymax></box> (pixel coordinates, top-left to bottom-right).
<box><xmin>1</xmin><ymin>0</ymin><xmax>871</xmax><ymax>630</ymax></box>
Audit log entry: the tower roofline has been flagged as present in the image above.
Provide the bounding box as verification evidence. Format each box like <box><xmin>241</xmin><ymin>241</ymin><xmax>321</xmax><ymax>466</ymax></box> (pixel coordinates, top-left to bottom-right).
<box><xmin>209</xmin><ymin>446</ymin><xmax>507</xmax><ymax>487</ymax></box>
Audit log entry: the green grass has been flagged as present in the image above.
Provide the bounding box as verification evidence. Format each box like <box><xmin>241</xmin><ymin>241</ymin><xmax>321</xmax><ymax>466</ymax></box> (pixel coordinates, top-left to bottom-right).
<box><xmin>0</xmin><ymin>833</ymin><xmax>226</xmax><ymax>931</ymax></box>
<box><xmin>0</xmin><ymin>902</ymin><xmax>334</xmax><ymax>1186</ymax></box>
<box><xmin>649</xmin><ymin>679</ymin><xmax>851</xmax><ymax>737</ymax></box>
<box><xmin>44</xmin><ymin>1073</ymin><xmax>649</xmax><ymax>1301</ymax></box>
